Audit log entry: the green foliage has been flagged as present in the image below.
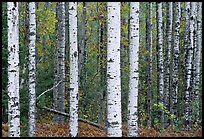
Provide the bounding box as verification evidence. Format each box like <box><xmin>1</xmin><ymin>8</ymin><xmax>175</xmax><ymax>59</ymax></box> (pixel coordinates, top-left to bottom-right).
<box><xmin>1</xmin><ymin>3</ymin><xmax>202</xmax><ymax>134</ymax></box>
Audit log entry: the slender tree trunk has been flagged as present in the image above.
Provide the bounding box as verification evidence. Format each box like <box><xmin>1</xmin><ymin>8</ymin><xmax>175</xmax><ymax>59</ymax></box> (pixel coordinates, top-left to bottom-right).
<box><xmin>65</xmin><ymin>2</ymin><xmax>69</xmax><ymax>103</ymax></box>
<box><xmin>7</xmin><ymin>2</ymin><xmax>20</xmax><ymax>137</ymax></box>
<box><xmin>53</xmin><ymin>2</ymin><xmax>65</xmax><ymax>123</ymax></box>
<box><xmin>164</xmin><ymin>2</ymin><xmax>173</xmax><ymax>128</ymax></box>
<box><xmin>53</xmin><ymin>2</ymin><xmax>59</xmax><ymax>122</ymax></box>
<box><xmin>189</xmin><ymin>2</ymin><xmax>196</xmax><ymax>128</ymax></box>
<box><xmin>146</xmin><ymin>2</ymin><xmax>153</xmax><ymax>128</ymax></box>
<box><xmin>171</xmin><ymin>2</ymin><xmax>181</xmax><ymax>126</ymax></box>
<box><xmin>156</xmin><ymin>2</ymin><xmax>164</xmax><ymax>129</ymax></box>
<box><xmin>191</xmin><ymin>3</ymin><xmax>198</xmax><ymax>103</ymax></box>
<box><xmin>69</xmin><ymin>2</ymin><xmax>78</xmax><ymax>137</ymax></box>
<box><xmin>28</xmin><ymin>2</ymin><xmax>36</xmax><ymax>137</ymax></box>
<box><xmin>194</xmin><ymin>2</ymin><xmax>202</xmax><ymax>124</ymax></box>
<box><xmin>107</xmin><ymin>2</ymin><xmax>122</xmax><ymax>137</ymax></box>
<box><xmin>128</xmin><ymin>2</ymin><xmax>139</xmax><ymax>137</ymax></box>
<box><xmin>183</xmin><ymin>2</ymin><xmax>191</xmax><ymax>128</ymax></box>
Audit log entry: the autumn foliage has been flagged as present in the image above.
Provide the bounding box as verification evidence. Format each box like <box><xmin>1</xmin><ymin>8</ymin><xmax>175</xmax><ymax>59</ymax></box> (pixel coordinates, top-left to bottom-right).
<box><xmin>2</xmin><ymin>120</ymin><xmax>202</xmax><ymax>137</ymax></box>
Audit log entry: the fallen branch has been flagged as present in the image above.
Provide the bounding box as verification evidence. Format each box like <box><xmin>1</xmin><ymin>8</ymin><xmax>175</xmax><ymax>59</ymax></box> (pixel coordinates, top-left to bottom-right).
<box><xmin>41</xmin><ymin>106</ymin><xmax>104</xmax><ymax>130</ymax></box>
<box><xmin>42</xmin><ymin>106</ymin><xmax>69</xmax><ymax>117</ymax></box>
<box><xmin>37</xmin><ymin>80</ymin><xmax>62</xmax><ymax>100</ymax></box>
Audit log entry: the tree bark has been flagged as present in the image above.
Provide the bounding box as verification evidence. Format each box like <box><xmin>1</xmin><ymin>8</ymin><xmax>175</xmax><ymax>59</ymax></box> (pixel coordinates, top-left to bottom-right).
<box><xmin>69</xmin><ymin>2</ymin><xmax>79</xmax><ymax>137</ymax></box>
<box><xmin>183</xmin><ymin>2</ymin><xmax>191</xmax><ymax>128</ymax></box>
<box><xmin>194</xmin><ymin>2</ymin><xmax>202</xmax><ymax>124</ymax></box>
<box><xmin>53</xmin><ymin>2</ymin><xmax>65</xmax><ymax>123</ymax></box>
<box><xmin>28</xmin><ymin>2</ymin><xmax>36</xmax><ymax>137</ymax></box>
<box><xmin>128</xmin><ymin>2</ymin><xmax>139</xmax><ymax>137</ymax></box>
<box><xmin>156</xmin><ymin>2</ymin><xmax>164</xmax><ymax>129</ymax></box>
<box><xmin>7</xmin><ymin>2</ymin><xmax>20</xmax><ymax>137</ymax></box>
<box><xmin>164</xmin><ymin>2</ymin><xmax>173</xmax><ymax>128</ymax></box>
<box><xmin>171</xmin><ymin>2</ymin><xmax>181</xmax><ymax>126</ymax></box>
<box><xmin>107</xmin><ymin>2</ymin><xmax>122</xmax><ymax>137</ymax></box>
<box><xmin>65</xmin><ymin>2</ymin><xmax>69</xmax><ymax>101</ymax></box>
<box><xmin>189</xmin><ymin>2</ymin><xmax>196</xmax><ymax>128</ymax></box>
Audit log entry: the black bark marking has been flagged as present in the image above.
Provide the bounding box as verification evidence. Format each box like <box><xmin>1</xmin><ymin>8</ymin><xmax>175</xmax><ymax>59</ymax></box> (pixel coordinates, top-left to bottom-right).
<box><xmin>14</xmin><ymin>2</ymin><xmax>17</xmax><ymax>7</ymax></box>
<box><xmin>107</xmin><ymin>74</ymin><xmax>113</xmax><ymax>79</ymax></box>
<box><xmin>112</xmin><ymin>121</ymin><xmax>119</xmax><ymax>125</ymax></box>
<box><xmin>108</xmin><ymin>58</ymin><xmax>114</xmax><ymax>62</ymax></box>
<box><xmin>68</xmin><ymin>88</ymin><xmax>74</xmax><ymax>91</ymax></box>
<box><xmin>70</xmin><ymin>6</ymin><xmax>74</xmax><ymax>10</ymax></box>
<box><xmin>76</xmin><ymin>93</ymin><xmax>78</xmax><ymax>100</ymax></box>
<box><xmin>74</xmin><ymin>51</ymin><xmax>77</xmax><ymax>57</ymax></box>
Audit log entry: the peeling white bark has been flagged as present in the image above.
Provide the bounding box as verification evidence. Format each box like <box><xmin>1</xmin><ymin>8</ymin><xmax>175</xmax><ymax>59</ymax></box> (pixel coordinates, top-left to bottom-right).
<box><xmin>69</xmin><ymin>2</ymin><xmax>78</xmax><ymax>137</ymax></box>
<box><xmin>164</xmin><ymin>2</ymin><xmax>173</xmax><ymax>127</ymax></box>
<box><xmin>194</xmin><ymin>2</ymin><xmax>202</xmax><ymax>123</ymax></box>
<box><xmin>28</xmin><ymin>2</ymin><xmax>36</xmax><ymax>137</ymax></box>
<box><xmin>107</xmin><ymin>2</ymin><xmax>122</xmax><ymax>137</ymax></box>
<box><xmin>189</xmin><ymin>2</ymin><xmax>196</xmax><ymax>127</ymax></box>
<box><xmin>128</xmin><ymin>2</ymin><xmax>139</xmax><ymax>137</ymax></box>
<box><xmin>7</xmin><ymin>2</ymin><xmax>20</xmax><ymax>137</ymax></box>
<box><xmin>156</xmin><ymin>2</ymin><xmax>164</xmax><ymax>128</ymax></box>
<box><xmin>184</xmin><ymin>2</ymin><xmax>191</xmax><ymax>127</ymax></box>
<box><xmin>171</xmin><ymin>2</ymin><xmax>181</xmax><ymax>125</ymax></box>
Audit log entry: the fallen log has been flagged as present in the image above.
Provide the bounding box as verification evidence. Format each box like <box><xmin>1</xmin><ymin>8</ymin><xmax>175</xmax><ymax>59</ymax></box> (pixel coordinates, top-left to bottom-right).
<box><xmin>41</xmin><ymin>106</ymin><xmax>104</xmax><ymax>130</ymax></box>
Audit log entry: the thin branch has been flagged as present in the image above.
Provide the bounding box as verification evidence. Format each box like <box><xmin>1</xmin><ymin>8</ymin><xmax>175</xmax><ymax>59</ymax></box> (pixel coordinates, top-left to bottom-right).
<box><xmin>41</xmin><ymin>106</ymin><xmax>104</xmax><ymax>130</ymax></box>
<box><xmin>42</xmin><ymin>106</ymin><xmax>69</xmax><ymax>116</ymax></box>
<box><xmin>36</xmin><ymin>80</ymin><xmax>62</xmax><ymax>100</ymax></box>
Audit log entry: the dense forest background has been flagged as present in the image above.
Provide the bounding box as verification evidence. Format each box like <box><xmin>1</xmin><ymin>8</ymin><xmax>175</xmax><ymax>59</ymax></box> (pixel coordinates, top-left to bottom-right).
<box><xmin>2</xmin><ymin>2</ymin><xmax>202</xmax><ymax>137</ymax></box>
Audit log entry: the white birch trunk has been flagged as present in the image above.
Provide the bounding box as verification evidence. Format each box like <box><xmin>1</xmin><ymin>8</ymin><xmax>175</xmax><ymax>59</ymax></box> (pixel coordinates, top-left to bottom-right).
<box><xmin>192</xmin><ymin>3</ymin><xmax>198</xmax><ymax>98</ymax></box>
<box><xmin>69</xmin><ymin>2</ymin><xmax>78</xmax><ymax>137</ymax></box>
<box><xmin>156</xmin><ymin>2</ymin><xmax>164</xmax><ymax>128</ymax></box>
<box><xmin>107</xmin><ymin>2</ymin><xmax>122</xmax><ymax>137</ymax></box>
<box><xmin>7</xmin><ymin>2</ymin><xmax>20</xmax><ymax>137</ymax></box>
<box><xmin>194</xmin><ymin>2</ymin><xmax>202</xmax><ymax>123</ymax></box>
<box><xmin>164</xmin><ymin>2</ymin><xmax>173</xmax><ymax>127</ymax></box>
<box><xmin>128</xmin><ymin>2</ymin><xmax>139</xmax><ymax>137</ymax></box>
<box><xmin>184</xmin><ymin>2</ymin><xmax>191</xmax><ymax>127</ymax></box>
<box><xmin>28</xmin><ymin>2</ymin><xmax>36</xmax><ymax>137</ymax></box>
<box><xmin>189</xmin><ymin>2</ymin><xmax>196</xmax><ymax>127</ymax></box>
<box><xmin>172</xmin><ymin>2</ymin><xmax>181</xmax><ymax>125</ymax></box>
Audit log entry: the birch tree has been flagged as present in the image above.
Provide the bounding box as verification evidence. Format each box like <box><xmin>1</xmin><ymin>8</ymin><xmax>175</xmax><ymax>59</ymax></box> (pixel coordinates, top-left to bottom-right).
<box><xmin>171</xmin><ymin>2</ymin><xmax>181</xmax><ymax>125</ymax></box>
<box><xmin>156</xmin><ymin>2</ymin><xmax>164</xmax><ymax>128</ymax></box>
<box><xmin>69</xmin><ymin>2</ymin><xmax>79</xmax><ymax>137</ymax></box>
<box><xmin>28</xmin><ymin>2</ymin><xmax>36</xmax><ymax>137</ymax></box>
<box><xmin>191</xmin><ymin>3</ymin><xmax>198</xmax><ymax>98</ymax></box>
<box><xmin>164</xmin><ymin>2</ymin><xmax>173</xmax><ymax>127</ymax></box>
<box><xmin>146</xmin><ymin>2</ymin><xmax>152</xmax><ymax>128</ymax></box>
<box><xmin>189</xmin><ymin>2</ymin><xmax>196</xmax><ymax>127</ymax></box>
<box><xmin>128</xmin><ymin>2</ymin><xmax>139</xmax><ymax>137</ymax></box>
<box><xmin>184</xmin><ymin>2</ymin><xmax>191</xmax><ymax>128</ymax></box>
<box><xmin>194</xmin><ymin>2</ymin><xmax>202</xmax><ymax>124</ymax></box>
<box><xmin>7</xmin><ymin>2</ymin><xmax>20</xmax><ymax>137</ymax></box>
<box><xmin>107</xmin><ymin>2</ymin><xmax>122</xmax><ymax>137</ymax></box>
<box><xmin>53</xmin><ymin>2</ymin><xmax>65</xmax><ymax>123</ymax></box>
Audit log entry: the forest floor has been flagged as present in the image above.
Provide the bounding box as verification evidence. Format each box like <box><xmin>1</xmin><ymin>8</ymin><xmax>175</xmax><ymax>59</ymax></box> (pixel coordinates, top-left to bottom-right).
<box><xmin>2</xmin><ymin>118</ymin><xmax>202</xmax><ymax>137</ymax></box>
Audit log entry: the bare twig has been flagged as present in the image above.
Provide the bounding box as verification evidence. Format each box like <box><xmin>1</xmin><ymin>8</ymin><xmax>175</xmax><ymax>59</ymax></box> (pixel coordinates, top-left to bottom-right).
<box><xmin>37</xmin><ymin>80</ymin><xmax>62</xmax><ymax>100</ymax></box>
